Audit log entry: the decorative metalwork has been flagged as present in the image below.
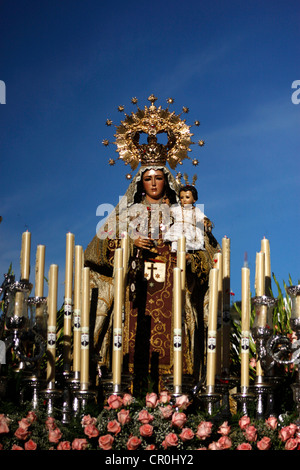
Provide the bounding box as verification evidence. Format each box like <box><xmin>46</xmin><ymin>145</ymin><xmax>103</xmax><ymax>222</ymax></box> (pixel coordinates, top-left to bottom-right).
<box><xmin>102</xmin><ymin>95</ymin><xmax>205</xmax><ymax>177</ymax></box>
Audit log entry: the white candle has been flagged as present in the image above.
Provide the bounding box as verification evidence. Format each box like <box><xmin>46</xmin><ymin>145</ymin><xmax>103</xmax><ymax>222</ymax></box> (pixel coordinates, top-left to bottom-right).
<box><xmin>241</xmin><ymin>265</ymin><xmax>250</xmax><ymax>389</ymax></box>
<box><xmin>81</xmin><ymin>267</ymin><xmax>90</xmax><ymax>390</ymax></box>
<box><xmin>206</xmin><ymin>268</ymin><xmax>219</xmax><ymax>390</ymax></box>
<box><xmin>177</xmin><ymin>250</ymin><xmax>186</xmax><ymax>303</ymax></box>
<box><xmin>35</xmin><ymin>245</ymin><xmax>45</xmax><ymax>324</ymax></box>
<box><xmin>46</xmin><ymin>264</ymin><xmax>58</xmax><ymax>385</ymax></box>
<box><xmin>73</xmin><ymin>245</ymin><xmax>83</xmax><ymax>375</ymax></box>
<box><xmin>121</xmin><ymin>232</ymin><xmax>129</xmax><ymax>280</ymax></box>
<box><xmin>254</xmin><ymin>251</ymin><xmax>266</xmax><ymax>377</ymax></box>
<box><xmin>112</xmin><ymin>266</ymin><xmax>124</xmax><ymax>389</ymax></box>
<box><xmin>214</xmin><ymin>252</ymin><xmax>223</xmax><ymax>377</ymax></box>
<box><xmin>20</xmin><ymin>231</ymin><xmax>31</xmax><ymax>281</ymax></box>
<box><xmin>64</xmin><ymin>232</ymin><xmax>74</xmax><ymax>371</ymax></box>
<box><xmin>222</xmin><ymin>237</ymin><xmax>230</xmax><ymax>373</ymax></box>
<box><xmin>255</xmin><ymin>251</ymin><xmax>265</xmax><ymax>297</ymax></box>
<box><xmin>173</xmin><ymin>267</ymin><xmax>182</xmax><ymax>389</ymax></box>
<box><xmin>261</xmin><ymin>237</ymin><xmax>271</xmax><ymax>295</ymax></box>
<box><xmin>177</xmin><ymin>235</ymin><xmax>186</xmax><ymax>253</ymax></box>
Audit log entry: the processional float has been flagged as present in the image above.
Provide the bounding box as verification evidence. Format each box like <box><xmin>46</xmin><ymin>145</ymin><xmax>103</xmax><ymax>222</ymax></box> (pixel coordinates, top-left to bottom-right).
<box><xmin>0</xmin><ymin>96</ymin><xmax>299</xmax><ymax>423</ymax></box>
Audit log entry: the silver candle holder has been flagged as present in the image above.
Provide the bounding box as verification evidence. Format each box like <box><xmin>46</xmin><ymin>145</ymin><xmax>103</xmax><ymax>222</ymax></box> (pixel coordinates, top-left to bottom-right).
<box><xmin>251</xmin><ymin>295</ymin><xmax>278</xmax><ymax>419</ymax></box>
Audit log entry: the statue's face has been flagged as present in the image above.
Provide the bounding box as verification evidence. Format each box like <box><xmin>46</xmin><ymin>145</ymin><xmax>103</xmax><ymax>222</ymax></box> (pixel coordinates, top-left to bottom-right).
<box><xmin>142</xmin><ymin>169</ymin><xmax>165</xmax><ymax>201</ymax></box>
<box><xmin>180</xmin><ymin>190</ymin><xmax>195</xmax><ymax>205</ymax></box>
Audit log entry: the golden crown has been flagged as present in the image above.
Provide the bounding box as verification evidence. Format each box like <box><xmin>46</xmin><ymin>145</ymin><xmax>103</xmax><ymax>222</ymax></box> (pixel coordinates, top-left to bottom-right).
<box><xmin>102</xmin><ymin>95</ymin><xmax>205</xmax><ymax>179</ymax></box>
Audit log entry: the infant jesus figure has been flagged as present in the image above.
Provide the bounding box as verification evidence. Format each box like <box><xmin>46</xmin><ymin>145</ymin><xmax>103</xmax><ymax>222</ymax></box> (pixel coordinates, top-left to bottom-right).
<box><xmin>164</xmin><ymin>183</ymin><xmax>209</xmax><ymax>253</ymax></box>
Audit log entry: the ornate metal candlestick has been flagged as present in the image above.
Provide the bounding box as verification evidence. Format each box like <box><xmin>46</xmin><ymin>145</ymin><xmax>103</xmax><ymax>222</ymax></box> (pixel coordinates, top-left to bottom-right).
<box><xmin>215</xmin><ymin>376</ymin><xmax>239</xmax><ymax>418</ymax></box>
<box><xmin>251</xmin><ymin>295</ymin><xmax>277</xmax><ymax>419</ymax></box>
<box><xmin>233</xmin><ymin>386</ymin><xmax>255</xmax><ymax>416</ymax></box>
<box><xmin>198</xmin><ymin>384</ymin><xmax>222</xmax><ymax>416</ymax></box>
<box><xmin>4</xmin><ymin>279</ymin><xmax>47</xmax><ymax>405</ymax></box>
<box><xmin>265</xmin><ymin>285</ymin><xmax>300</xmax><ymax>423</ymax></box>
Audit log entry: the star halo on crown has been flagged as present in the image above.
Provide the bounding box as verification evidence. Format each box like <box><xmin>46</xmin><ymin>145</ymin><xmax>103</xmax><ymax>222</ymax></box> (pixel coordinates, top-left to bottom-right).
<box><xmin>102</xmin><ymin>94</ymin><xmax>205</xmax><ymax>179</ymax></box>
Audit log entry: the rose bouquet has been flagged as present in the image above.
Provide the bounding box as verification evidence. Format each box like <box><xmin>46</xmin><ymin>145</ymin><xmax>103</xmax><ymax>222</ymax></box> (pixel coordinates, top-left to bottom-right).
<box><xmin>0</xmin><ymin>391</ymin><xmax>300</xmax><ymax>450</ymax></box>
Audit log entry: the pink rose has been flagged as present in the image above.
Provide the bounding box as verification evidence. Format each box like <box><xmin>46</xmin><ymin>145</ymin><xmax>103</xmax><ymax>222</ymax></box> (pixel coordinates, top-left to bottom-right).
<box><xmin>159</xmin><ymin>391</ymin><xmax>171</xmax><ymax>404</ymax></box>
<box><xmin>172</xmin><ymin>411</ymin><xmax>187</xmax><ymax>429</ymax></box>
<box><xmin>208</xmin><ymin>441</ymin><xmax>220</xmax><ymax>450</ymax></box>
<box><xmin>84</xmin><ymin>424</ymin><xmax>100</xmax><ymax>438</ymax></box>
<box><xmin>24</xmin><ymin>439</ymin><xmax>37</xmax><ymax>450</ymax></box>
<box><xmin>99</xmin><ymin>434</ymin><xmax>114</xmax><ymax>450</ymax></box>
<box><xmin>160</xmin><ymin>405</ymin><xmax>173</xmax><ymax>419</ymax></box>
<box><xmin>11</xmin><ymin>444</ymin><xmax>24</xmax><ymax>450</ymax></box>
<box><xmin>57</xmin><ymin>441</ymin><xmax>71</xmax><ymax>450</ymax></box>
<box><xmin>81</xmin><ymin>414</ymin><xmax>97</xmax><ymax>426</ymax></box>
<box><xmin>117</xmin><ymin>409</ymin><xmax>131</xmax><ymax>425</ymax></box>
<box><xmin>218</xmin><ymin>421</ymin><xmax>231</xmax><ymax>436</ymax></box>
<box><xmin>107</xmin><ymin>420</ymin><xmax>121</xmax><ymax>435</ymax></box>
<box><xmin>48</xmin><ymin>426</ymin><xmax>62</xmax><ymax>443</ymax></box>
<box><xmin>26</xmin><ymin>412</ymin><xmax>37</xmax><ymax>424</ymax></box>
<box><xmin>285</xmin><ymin>438</ymin><xmax>299</xmax><ymax>450</ymax></box>
<box><xmin>0</xmin><ymin>419</ymin><xmax>9</xmax><ymax>434</ymax></box>
<box><xmin>162</xmin><ymin>432</ymin><xmax>178</xmax><ymax>448</ymax></box>
<box><xmin>288</xmin><ymin>423</ymin><xmax>298</xmax><ymax>435</ymax></box>
<box><xmin>257</xmin><ymin>436</ymin><xmax>271</xmax><ymax>450</ymax></box>
<box><xmin>239</xmin><ymin>415</ymin><xmax>251</xmax><ymax>430</ymax></box>
<box><xmin>14</xmin><ymin>427</ymin><xmax>30</xmax><ymax>440</ymax></box>
<box><xmin>45</xmin><ymin>417</ymin><xmax>56</xmax><ymax>430</ymax></box>
<box><xmin>243</xmin><ymin>425</ymin><xmax>257</xmax><ymax>442</ymax></box>
<box><xmin>18</xmin><ymin>418</ymin><xmax>31</xmax><ymax>430</ymax></box>
<box><xmin>174</xmin><ymin>394</ymin><xmax>190</xmax><ymax>410</ymax></box>
<box><xmin>146</xmin><ymin>392</ymin><xmax>158</xmax><ymax>408</ymax></box>
<box><xmin>138</xmin><ymin>409</ymin><xmax>154</xmax><ymax>424</ymax></box>
<box><xmin>107</xmin><ymin>394</ymin><xmax>123</xmax><ymax>410</ymax></box>
<box><xmin>279</xmin><ymin>425</ymin><xmax>295</xmax><ymax>442</ymax></box>
<box><xmin>72</xmin><ymin>438</ymin><xmax>88</xmax><ymax>450</ymax></box>
<box><xmin>236</xmin><ymin>442</ymin><xmax>252</xmax><ymax>450</ymax></box>
<box><xmin>196</xmin><ymin>421</ymin><xmax>213</xmax><ymax>440</ymax></box>
<box><xmin>127</xmin><ymin>436</ymin><xmax>141</xmax><ymax>450</ymax></box>
<box><xmin>217</xmin><ymin>436</ymin><xmax>232</xmax><ymax>450</ymax></box>
<box><xmin>179</xmin><ymin>427</ymin><xmax>194</xmax><ymax>442</ymax></box>
<box><xmin>139</xmin><ymin>424</ymin><xmax>153</xmax><ymax>437</ymax></box>
<box><xmin>265</xmin><ymin>416</ymin><xmax>277</xmax><ymax>430</ymax></box>
<box><xmin>122</xmin><ymin>393</ymin><xmax>133</xmax><ymax>407</ymax></box>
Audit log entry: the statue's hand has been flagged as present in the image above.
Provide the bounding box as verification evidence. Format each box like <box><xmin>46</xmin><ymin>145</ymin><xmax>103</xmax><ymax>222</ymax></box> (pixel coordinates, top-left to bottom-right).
<box><xmin>134</xmin><ymin>237</ymin><xmax>154</xmax><ymax>250</ymax></box>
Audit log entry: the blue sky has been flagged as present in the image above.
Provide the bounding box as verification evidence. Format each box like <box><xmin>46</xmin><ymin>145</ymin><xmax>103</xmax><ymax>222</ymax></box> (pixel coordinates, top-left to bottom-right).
<box><xmin>0</xmin><ymin>0</ymin><xmax>299</xmax><ymax>306</ymax></box>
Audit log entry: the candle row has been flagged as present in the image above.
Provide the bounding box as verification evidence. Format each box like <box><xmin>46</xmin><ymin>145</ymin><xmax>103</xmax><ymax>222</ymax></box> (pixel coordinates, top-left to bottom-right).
<box><xmin>18</xmin><ymin>231</ymin><xmax>91</xmax><ymax>390</ymax></box>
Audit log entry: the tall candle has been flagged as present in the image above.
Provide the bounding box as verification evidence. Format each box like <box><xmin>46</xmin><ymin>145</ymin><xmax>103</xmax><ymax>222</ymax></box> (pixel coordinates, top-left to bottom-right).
<box><xmin>177</xmin><ymin>250</ymin><xmax>186</xmax><ymax>304</ymax></box>
<box><xmin>114</xmin><ymin>247</ymin><xmax>123</xmax><ymax>271</ymax></box>
<box><xmin>81</xmin><ymin>267</ymin><xmax>90</xmax><ymax>390</ymax></box>
<box><xmin>261</xmin><ymin>237</ymin><xmax>271</xmax><ymax>295</ymax></box>
<box><xmin>35</xmin><ymin>245</ymin><xmax>45</xmax><ymax>296</ymax></box>
<box><xmin>255</xmin><ymin>251</ymin><xmax>266</xmax><ymax>377</ymax></box>
<box><xmin>46</xmin><ymin>264</ymin><xmax>58</xmax><ymax>385</ymax></box>
<box><xmin>214</xmin><ymin>253</ymin><xmax>223</xmax><ymax>377</ymax></box>
<box><xmin>255</xmin><ymin>251</ymin><xmax>265</xmax><ymax>297</ymax></box>
<box><xmin>206</xmin><ymin>268</ymin><xmax>219</xmax><ymax>390</ymax></box>
<box><xmin>112</xmin><ymin>265</ymin><xmax>124</xmax><ymax>389</ymax></box>
<box><xmin>173</xmin><ymin>267</ymin><xmax>182</xmax><ymax>390</ymax></box>
<box><xmin>121</xmin><ymin>232</ymin><xmax>129</xmax><ymax>281</ymax></box>
<box><xmin>241</xmin><ymin>264</ymin><xmax>250</xmax><ymax>389</ymax></box>
<box><xmin>64</xmin><ymin>232</ymin><xmax>74</xmax><ymax>371</ymax></box>
<box><xmin>177</xmin><ymin>235</ymin><xmax>186</xmax><ymax>253</ymax></box>
<box><xmin>73</xmin><ymin>245</ymin><xmax>83</xmax><ymax>375</ymax></box>
<box><xmin>222</xmin><ymin>236</ymin><xmax>231</xmax><ymax>373</ymax></box>
<box><xmin>35</xmin><ymin>245</ymin><xmax>45</xmax><ymax>324</ymax></box>
<box><xmin>20</xmin><ymin>231</ymin><xmax>31</xmax><ymax>281</ymax></box>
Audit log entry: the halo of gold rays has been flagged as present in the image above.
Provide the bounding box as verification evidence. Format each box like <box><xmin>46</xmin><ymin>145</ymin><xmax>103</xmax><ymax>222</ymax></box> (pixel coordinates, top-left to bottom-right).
<box><xmin>102</xmin><ymin>95</ymin><xmax>205</xmax><ymax>179</ymax></box>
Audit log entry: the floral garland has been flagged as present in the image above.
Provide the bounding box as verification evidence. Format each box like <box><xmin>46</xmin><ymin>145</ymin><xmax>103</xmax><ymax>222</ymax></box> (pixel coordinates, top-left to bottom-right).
<box><xmin>0</xmin><ymin>391</ymin><xmax>299</xmax><ymax>450</ymax></box>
